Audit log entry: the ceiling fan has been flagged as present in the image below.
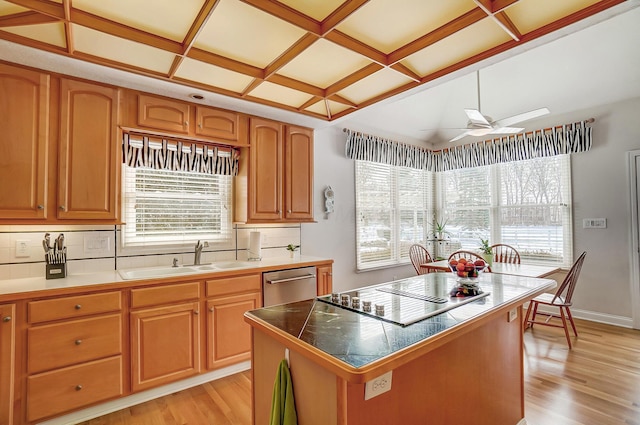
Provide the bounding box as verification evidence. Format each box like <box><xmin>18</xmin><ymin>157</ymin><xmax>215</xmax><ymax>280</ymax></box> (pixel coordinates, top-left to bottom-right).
<box><xmin>446</xmin><ymin>70</ymin><xmax>550</xmax><ymax>142</ymax></box>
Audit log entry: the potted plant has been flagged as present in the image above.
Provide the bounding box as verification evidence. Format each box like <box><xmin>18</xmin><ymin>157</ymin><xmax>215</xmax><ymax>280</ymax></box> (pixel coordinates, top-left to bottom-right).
<box><xmin>478</xmin><ymin>238</ymin><xmax>493</xmax><ymax>266</ymax></box>
<box><xmin>286</xmin><ymin>244</ymin><xmax>300</xmax><ymax>259</ymax></box>
<box><xmin>433</xmin><ymin>218</ymin><xmax>450</xmax><ymax>240</ymax></box>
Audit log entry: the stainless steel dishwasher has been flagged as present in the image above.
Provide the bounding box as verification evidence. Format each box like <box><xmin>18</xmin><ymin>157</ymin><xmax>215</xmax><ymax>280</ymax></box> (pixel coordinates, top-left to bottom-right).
<box><xmin>262</xmin><ymin>266</ymin><xmax>317</xmax><ymax>306</ymax></box>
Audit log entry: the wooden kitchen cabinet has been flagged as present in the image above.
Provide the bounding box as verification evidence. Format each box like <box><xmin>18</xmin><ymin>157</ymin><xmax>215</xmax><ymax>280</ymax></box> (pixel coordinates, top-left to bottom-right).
<box><xmin>285</xmin><ymin>125</ymin><xmax>314</xmax><ymax>220</ymax></box>
<box><xmin>205</xmin><ymin>274</ymin><xmax>261</xmax><ymax>370</ymax></box>
<box><xmin>317</xmin><ymin>265</ymin><xmax>333</xmax><ymax>296</ymax></box>
<box><xmin>58</xmin><ymin>79</ymin><xmax>120</xmax><ymax>220</ymax></box>
<box><xmin>137</xmin><ymin>93</ymin><xmax>190</xmax><ymax>134</ymax></box>
<box><xmin>25</xmin><ymin>292</ymin><xmax>123</xmax><ymax>422</ymax></box>
<box><xmin>0</xmin><ymin>304</ymin><xmax>15</xmax><ymax>425</ymax></box>
<box><xmin>130</xmin><ymin>283</ymin><xmax>201</xmax><ymax>392</ymax></box>
<box><xmin>246</xmin><ymin>117</ymin><xmax>314</xmax><ymax>222</ymax></box>
<box><xmin>0</xmin><ymin>64</ymin><xmax>50</xmax><ymax>220</ymax></box>
<box><xmin>195</xmin><ymin>105</ymin><xmax>240</xmax><ymax>141</ymax></box>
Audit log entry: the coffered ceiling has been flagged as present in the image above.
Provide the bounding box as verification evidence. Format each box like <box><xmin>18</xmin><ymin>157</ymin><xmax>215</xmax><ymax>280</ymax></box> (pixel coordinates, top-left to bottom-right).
<box><xmin>0</xmin><ymin>0</ymin><xmax>629</xmax><ymax>121</ymax></box>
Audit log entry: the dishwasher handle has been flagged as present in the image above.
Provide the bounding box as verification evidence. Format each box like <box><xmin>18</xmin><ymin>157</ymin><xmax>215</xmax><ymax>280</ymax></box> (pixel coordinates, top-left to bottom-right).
<box><xmin>266</xmin><ymin>273</ymin><xmax>316</xmax><ymax>284</ymax></box>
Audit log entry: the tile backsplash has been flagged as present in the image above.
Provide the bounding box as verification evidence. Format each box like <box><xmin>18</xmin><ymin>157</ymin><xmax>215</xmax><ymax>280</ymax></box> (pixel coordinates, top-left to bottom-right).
<box><xmin>0</xmin><ymin>223</ymin><xmax>301</xmax><ymax>280</ymax></box>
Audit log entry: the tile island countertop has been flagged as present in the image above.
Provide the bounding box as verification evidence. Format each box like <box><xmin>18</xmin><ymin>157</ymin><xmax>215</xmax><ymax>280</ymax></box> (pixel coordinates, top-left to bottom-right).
<box><xmin>245</xmin><ymin>271</ymin><xmax>556</xmax><ymax>425</ymax></box>
<box><xmin>245</xmin><ymin>271</ymin><xmax>555</xmax><ymax>377</ymax></box>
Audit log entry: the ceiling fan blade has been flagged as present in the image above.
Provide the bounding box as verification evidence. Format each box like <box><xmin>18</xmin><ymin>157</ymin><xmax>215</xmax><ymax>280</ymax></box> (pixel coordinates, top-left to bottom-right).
<box><xmin>490</xmin><ymin>127</ymin><xmax>525</xmax><ymax>134</ymax></box>
<box><xmin>449</xmin><ymin>131</ymin><xmax>470</xmax><ymax>143</ymax></box>
<box><xmin>493</xmin><ymin>107</ymin><xmax>550</xmax><ymax>128</ymax></box>
<box><xmin>464</xmin><ymin>109</ymin><xmax>491</xmax><ymax>127</ymax></box>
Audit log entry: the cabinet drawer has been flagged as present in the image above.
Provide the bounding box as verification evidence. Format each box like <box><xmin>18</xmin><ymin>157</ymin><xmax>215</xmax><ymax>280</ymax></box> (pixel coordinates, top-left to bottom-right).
<box><xmin>28</xmin><ymin>314</ymin><xmax>122</xmax><ymax>373</ymax></box>
<box><xmin>131</xmin><ymin>281</ymin><xmax>200</xmax><ymax>308</ymax></box>
<box><xmin>28</xmin><ymin>291</ymin><xmax>121</xmax><ymax>323</ymax></box>
<box><xmin>206</xmin><ymin>274</ymin><xmax>261</xmax><ymax>297</ymax></box>
<box><xmin>27</xmin><ymin>356</ymin><xmax>123</xmax><ymax>422</ymax></box>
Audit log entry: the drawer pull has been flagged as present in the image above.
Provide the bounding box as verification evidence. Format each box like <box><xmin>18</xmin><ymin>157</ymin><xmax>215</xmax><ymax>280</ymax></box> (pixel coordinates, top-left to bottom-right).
<box><xmin>194</xmin><ymin>310</ymin><xmax>199</xmax><ymax>315</ymax></box>
<box><xmin>75</xmin><ymin>339</ymin><xmax>82</xmax><ymax>345</ymax></box>
<box><xmin>2</xmin><ymin>316</ymin><xmax>11</xmax><ymax>322</ymax></box>
<box><xmin>209</xmin><ymin>307</ymin><xmax>214</xmax><ymax>312</ymax></box>
<box><xmin>75</xmin><ymin>385</ymin><xmax>83</xmax><ymax>391</ymax></box>
<box><xmin>75</xmin><ymin>304</ymin><xmax>82</xmax><ymax>310</ymax></box>
<box><xmin>37</xmin><ymin>204</ymin><xmax>44</xmax><ymax>210</ymax></box>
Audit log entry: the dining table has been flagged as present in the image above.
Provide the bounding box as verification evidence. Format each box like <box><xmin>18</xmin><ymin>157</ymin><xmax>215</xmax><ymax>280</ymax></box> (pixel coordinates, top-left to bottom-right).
<box><xmin>420</xmin><ymin>259</ymin><xmax>561</xmax><ymax>278</ymax></box>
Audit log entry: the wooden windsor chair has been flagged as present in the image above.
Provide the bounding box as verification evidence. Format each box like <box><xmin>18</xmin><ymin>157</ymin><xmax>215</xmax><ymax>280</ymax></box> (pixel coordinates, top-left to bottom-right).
<box><xmin>523</xmin><ymin>251</ymin><xmax>587</xmax><ymax>349</ymax></box>
<box><xmin>490</xmin><ymin>244</ymin><xmax>521</xmax><ymax>264</ymax></box>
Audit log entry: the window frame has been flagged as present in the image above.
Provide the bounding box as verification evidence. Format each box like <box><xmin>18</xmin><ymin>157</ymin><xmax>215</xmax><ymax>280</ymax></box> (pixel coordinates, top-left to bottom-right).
<box><xmin>121</xmin><ymin>165</ymin><xmax>234</xmax><ymax>249</ymax></box>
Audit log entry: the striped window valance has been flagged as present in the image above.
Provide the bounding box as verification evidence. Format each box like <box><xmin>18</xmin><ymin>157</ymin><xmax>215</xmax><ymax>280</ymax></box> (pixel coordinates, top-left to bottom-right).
<box><xmin>122</xmin><ymin>133</ymin><xmax>239</xmax><ymax>176</ymax></box>
<box><xmin>344</xmin><ymin>119</ymin><xmax>592</xmax><ymax>172</ymax></box>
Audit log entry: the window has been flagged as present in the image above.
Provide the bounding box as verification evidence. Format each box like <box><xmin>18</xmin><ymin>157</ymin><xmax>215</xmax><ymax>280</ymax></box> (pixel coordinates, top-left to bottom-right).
<box><xmin>355</xmin><ymin>161</ymin><xmax>434</xmax><ymax>270</ymax></box>
<box><xmin>122</xmin><ymin>166</ymin><xmax>233</xmax><ymax>247</ymax></box>
<box><xmin>439</xmin><ymin>154</ymin><xmax>572</xmax><ymax>267</ymax></box>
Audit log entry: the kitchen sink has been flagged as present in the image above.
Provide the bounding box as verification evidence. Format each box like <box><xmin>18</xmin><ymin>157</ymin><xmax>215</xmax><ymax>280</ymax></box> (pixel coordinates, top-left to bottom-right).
<box><xmin>118</xmin><ymin>266</ymin><xmax>199</xmax><ymax>280</ymax></box>
<box><xmin>117</xmin><ymin>260</ymin><xmax>259</xmax><ymax>280</ymax></box>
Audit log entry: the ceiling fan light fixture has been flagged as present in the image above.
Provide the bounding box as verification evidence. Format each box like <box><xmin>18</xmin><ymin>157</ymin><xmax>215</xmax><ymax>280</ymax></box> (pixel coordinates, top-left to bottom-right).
<box><xmin>468</xmin><ymin>128</ymin><xmax>493</xmax><ymax>136</ymax></box>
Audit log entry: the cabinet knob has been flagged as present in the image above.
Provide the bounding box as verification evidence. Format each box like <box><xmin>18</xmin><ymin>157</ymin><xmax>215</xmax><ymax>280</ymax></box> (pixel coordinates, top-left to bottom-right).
<box><xmin>75</xmin><ymin>304</ymin><xmax>82</xmax><ymax>310</ymax></box>
<box><xmin>75</xmin><ymin>385</ymin><xmax>83</xmax><ymax>391</ymax></box>
<box><xmin>194</xmin><ymin>310</ymin><xmax>199</xmax><ymax>315</ymax></box>
<box><xmin>287</xmin><ymin>210</ymin><xmax>292</xmax><ymax>213</ymax></box>
<box><xmin>2</xmin><ymin>316</ymin><xmax>10</xmax><ymax>322</ymax></box>
<box><xmin>209</xmin><ymin>307</ymin><xmax>214</xmax><ymax>312</ymax></box>
<box><xmin>75</xmin><ymin>339</ymin><xmax>82</xmax><ymax>345</ymax></box>
<box><xmin>184</xmin><ymin>121</ymin><xmax>189</xmax><ymax>126</ymax></box>
<box><xmin>59</xmin><ymin>205</ymin><xmax>66</xmax><ymax>211</ymax></box>
<box><xmin>37</xmin><ymin>205</ymin><xmax>44</xmax><ymax>210</ymax></box>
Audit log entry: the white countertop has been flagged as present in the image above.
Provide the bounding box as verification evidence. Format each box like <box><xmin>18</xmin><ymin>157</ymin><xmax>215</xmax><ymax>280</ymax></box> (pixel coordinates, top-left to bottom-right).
<box><xmin>0</xmin><ymin>255</ymin><xmax>331</xmax><ymax>299</ymax></box>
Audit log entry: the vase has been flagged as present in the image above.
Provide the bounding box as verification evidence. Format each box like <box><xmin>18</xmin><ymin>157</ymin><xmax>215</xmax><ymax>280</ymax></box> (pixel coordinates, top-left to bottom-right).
<box><xmin>482</xmin><ymin>253</ymin><xmax>493</xmax><ymax>266</ymax></box>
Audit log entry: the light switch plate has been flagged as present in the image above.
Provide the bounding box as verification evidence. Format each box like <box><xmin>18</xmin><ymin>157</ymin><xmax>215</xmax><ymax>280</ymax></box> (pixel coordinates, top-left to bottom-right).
<box><xmin>508</xmin><ymin>309</ymin><xmax>517</xmax><ymax>322</ymax></box>
<box><xmin>583</xmin><ymin>218</ymin><xmax>606</xmax><ymax>228</ymax></box>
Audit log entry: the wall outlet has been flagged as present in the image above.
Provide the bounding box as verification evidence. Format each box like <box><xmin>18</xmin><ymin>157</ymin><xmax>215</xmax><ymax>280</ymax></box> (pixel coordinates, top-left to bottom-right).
<box><xmin>583</xmin><ymin>218</ymin><xmax>606</xmax><ymax>228</ymax></box>
<box><xmin>364</xmin><ymin>370</ymin><xmax>392</xmax><ymax>400</ymax></box>
<box><xmin>15</xmin><ymin>240</ymin><xmax>30</xmax><ymax>258</ymax></box>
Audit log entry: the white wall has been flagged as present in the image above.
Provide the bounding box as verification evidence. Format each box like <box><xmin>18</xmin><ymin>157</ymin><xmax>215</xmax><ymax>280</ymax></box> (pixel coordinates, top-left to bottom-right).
<box><xmin>303</xmin><ymin>96</ymin><xmax>640</xmax><ymax>327</ymax></box>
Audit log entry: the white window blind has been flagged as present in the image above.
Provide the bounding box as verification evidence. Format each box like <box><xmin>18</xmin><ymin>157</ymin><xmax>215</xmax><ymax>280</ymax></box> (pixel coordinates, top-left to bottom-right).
<box><xmin>122</xmin><ymin>166</ymin><xmax>233</xmax><ymax>247</ymax></box>
<box><xmin>439</xmin><ymin>155</ymin><xmax>572</xmax><ymax>267</ymax></box>
<box><xmin>355</xmin><ymin>161</ymin><xmax>434</xmax><ymax>270</ymax></box>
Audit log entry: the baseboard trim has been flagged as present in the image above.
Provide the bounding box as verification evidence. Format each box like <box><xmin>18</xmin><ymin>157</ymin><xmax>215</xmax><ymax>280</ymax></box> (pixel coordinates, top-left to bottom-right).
<box><xmin>37</xmin><ymin>361</ymin><xmax>251</xmax><ymax>425</ymax></box>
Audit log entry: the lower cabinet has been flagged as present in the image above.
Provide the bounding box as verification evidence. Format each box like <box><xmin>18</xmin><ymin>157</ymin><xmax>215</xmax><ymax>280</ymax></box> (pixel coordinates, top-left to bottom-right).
<box><xmin>317</xmin><ymin>265</ymin><xmax>333</xmax><ymax>296</ymax></box>
<box><xmin>205</xmin><ymin>274</ymin><xmax>261</xmax><ymax>370</ymax></box>
<box><xmin>130</xmin><ymin>282</ymin><xmax>201</xmax><ymax>392</ymax></box>
<box><xmin>0</xmin><ymin>304</ymin><xmax>15</xmax><ymax>425</ymax></box>
<box><xmin>25</xmin><ymin>292</ymin><xmax>123</xmax><ymax>423</ymax></box>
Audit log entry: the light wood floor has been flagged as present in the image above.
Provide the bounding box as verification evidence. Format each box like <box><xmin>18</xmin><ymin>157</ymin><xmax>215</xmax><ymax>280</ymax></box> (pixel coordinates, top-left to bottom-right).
<box><xmin>79</xmin><ymin>318</ymin><xmax>640</xmax><ymax>425</ymax></box>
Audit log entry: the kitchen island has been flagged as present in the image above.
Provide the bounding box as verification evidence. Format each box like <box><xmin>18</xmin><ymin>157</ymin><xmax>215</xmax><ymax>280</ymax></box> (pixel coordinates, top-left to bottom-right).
<box><xmin>244</xmin><ymin>272</ymin><xmax>556</xmax><ymax>425</ymax></box>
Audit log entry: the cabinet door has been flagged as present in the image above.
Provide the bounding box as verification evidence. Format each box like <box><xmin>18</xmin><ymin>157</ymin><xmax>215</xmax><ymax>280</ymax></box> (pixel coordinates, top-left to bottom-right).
<box><xmin>0</xmin><ymin>64</ymin><xmax>49</xmax><ymax>219</ymax></box>
<box><xmin>0</xmin><ymin>304</ymin><xmax>15</xmax><ymax>425</ymax></box>
<box><xmin>206</xmin><ymin>292</ymin><xmax>260</xmax><ymax>370</ymax></box>
<box><xmin>249</xmin><ymin>118</ymin><xmax>283</xmax><ymax>221</ymax></box>
<box><xmin>317</xmin><ymin>265</ymin><xmax>333</xmax><ymax>296</ymax></box>
<box><xmin>58</xmin><ymin>79</ymin><xmax>120</xmax><ymax>220</ymax></box>
<box><xmin>130</xmin><ymin>302</ymin><xmax>200</xmax><ymax>392</ymax></box>
<box><xmin>138</xmin><ymin>94</ymin><xmax>190</xmax><ymax>133</ymax></box>
<box><xmin>285</xmin><ymin>125</ymin><xmax>314</xmax><ymax>220</ymax></box>
<box><xmin>195</xmin><ymin>106</ymin><xmax>239</xmax><ymax>140</ymax></box>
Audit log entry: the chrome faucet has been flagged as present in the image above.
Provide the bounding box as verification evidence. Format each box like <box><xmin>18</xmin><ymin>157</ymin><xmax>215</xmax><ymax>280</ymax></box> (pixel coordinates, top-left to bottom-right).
<box><xmin>194</xmin><ymin>240</ymin><xmax>209</xmax><ymax>265</ymax></box>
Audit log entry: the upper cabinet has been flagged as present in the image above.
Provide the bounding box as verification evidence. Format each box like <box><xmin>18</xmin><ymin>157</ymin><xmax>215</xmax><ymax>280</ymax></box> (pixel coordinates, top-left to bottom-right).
<box><xmin>58</xmin><ymin>79</ymin><xmax>120</xmax><ymax>220</ymax></box>
<box><xmin>135</xmin><ymin>93</ymin><xmax>245</xmax><ymax>144</ymax></box>
<box><xmin>0</xmin><ymin>64</ymin><xmax>50</xmax><ymax>220</ymax></box>
<box><xmin>245</xmin><ymin>117</ymin><xmax>314</xmax><ymax>223</ymax></box>
<box><xmin>195</xmin><ymin>106</ymin><xmax>240</xmax><ymax>141</ymax></box>
<box><xmin>138</xmin><ymin>94</ymin><xmax>190</xmax><ymax>134</ymax></box>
